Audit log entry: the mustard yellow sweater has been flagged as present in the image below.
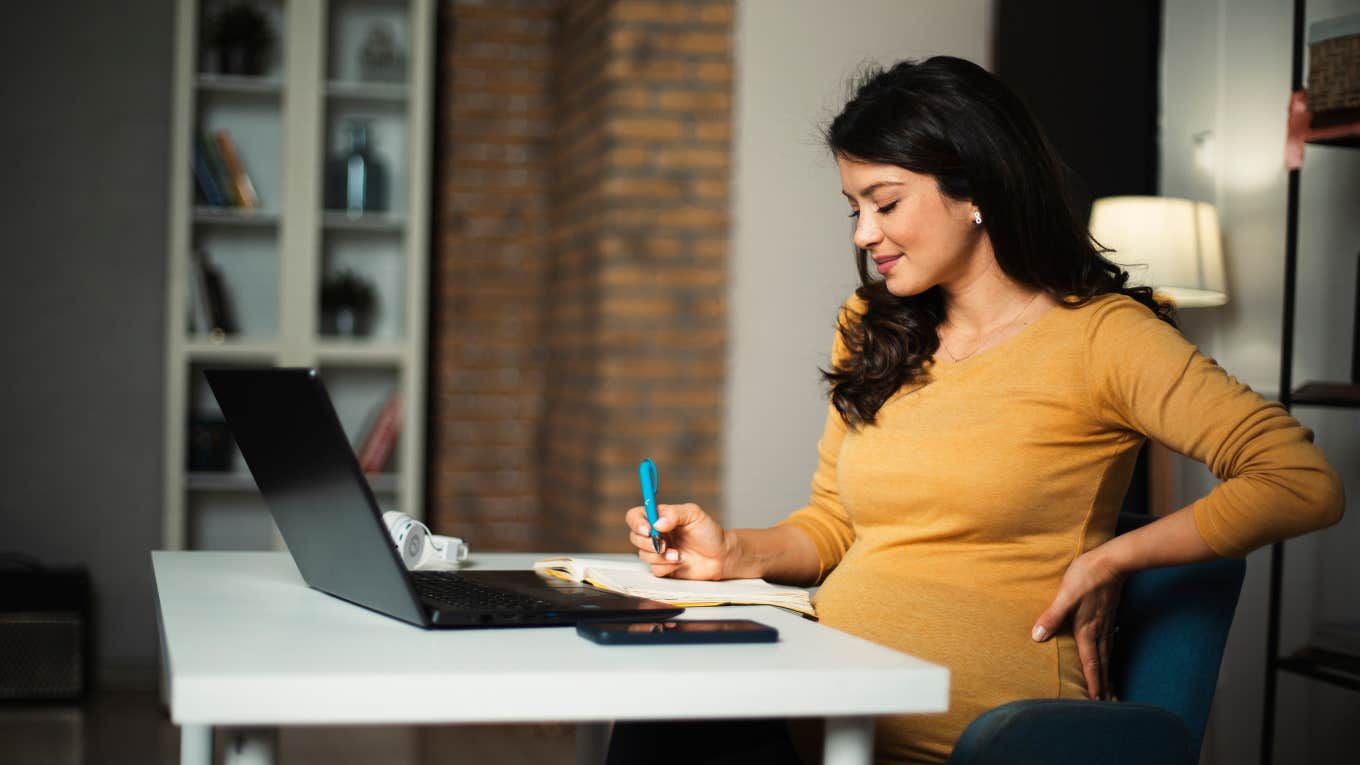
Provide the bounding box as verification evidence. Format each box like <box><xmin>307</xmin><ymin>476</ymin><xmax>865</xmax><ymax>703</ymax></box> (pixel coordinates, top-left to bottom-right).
<box><xmin>780</xmin><ymin>293</ymin><xmax>1344</xmax><ymax>764</ymax></box>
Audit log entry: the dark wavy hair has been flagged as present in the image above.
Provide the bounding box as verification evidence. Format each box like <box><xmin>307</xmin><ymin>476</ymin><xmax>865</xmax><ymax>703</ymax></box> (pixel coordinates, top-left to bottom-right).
<box><xmin>822</xmin><ymin>56</ymin><xmax>1178</xmax><ymax>428</ymax></box>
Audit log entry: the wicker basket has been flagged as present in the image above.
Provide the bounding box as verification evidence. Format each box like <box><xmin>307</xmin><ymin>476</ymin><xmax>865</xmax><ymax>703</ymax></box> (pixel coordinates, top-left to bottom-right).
<box><xmin>1308</xmin><ymin>14</ymin><xmax>1360</xmax><ymax>119</ymax></box>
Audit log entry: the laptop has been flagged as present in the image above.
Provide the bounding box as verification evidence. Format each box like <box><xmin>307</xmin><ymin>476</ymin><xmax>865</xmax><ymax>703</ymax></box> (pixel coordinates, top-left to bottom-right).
<box><xmin>204</xmin><ymin>367</ymin><xmax>684</xmax><ymax>629</ymax></box>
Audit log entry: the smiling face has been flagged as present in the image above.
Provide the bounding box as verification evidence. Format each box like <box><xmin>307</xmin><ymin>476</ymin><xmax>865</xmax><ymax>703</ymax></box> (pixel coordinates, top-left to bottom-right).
<box><xmin>837</xmin><ymin>156</ymin><xmax>990</xmax><ymax>298</ymax></box>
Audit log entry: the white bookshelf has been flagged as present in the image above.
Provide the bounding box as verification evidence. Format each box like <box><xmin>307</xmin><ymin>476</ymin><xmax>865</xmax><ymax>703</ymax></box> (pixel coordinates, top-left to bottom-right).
<box><xmin>162</xmin><ymin>0</ymin><xmax>433</xmax><ymax>551</ymax></box>
<box><xmin>196</xmin><ymin>73</ymin><xmax>286</xmax><ymax>96</ymax></box>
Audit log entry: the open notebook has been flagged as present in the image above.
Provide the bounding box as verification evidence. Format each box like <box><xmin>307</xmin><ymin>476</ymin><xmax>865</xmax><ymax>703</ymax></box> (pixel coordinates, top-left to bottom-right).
<box><xmin>532</xmin><ymin>557</ymin><xmax>816</xmax><ymax>618</ymax></box>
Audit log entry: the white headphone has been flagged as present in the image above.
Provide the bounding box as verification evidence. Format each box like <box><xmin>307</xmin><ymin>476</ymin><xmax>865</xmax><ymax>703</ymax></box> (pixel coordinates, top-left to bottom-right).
<box><xmin>382</xmin><ymin>511</ymin><xmax>469</xmax><ymax>569</ymax></box>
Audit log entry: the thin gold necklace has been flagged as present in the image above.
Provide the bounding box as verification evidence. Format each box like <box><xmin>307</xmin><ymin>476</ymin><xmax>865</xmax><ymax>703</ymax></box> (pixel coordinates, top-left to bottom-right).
<box><xmin>939</xmin><ymin>292</ymin><xmax>1042</xmax><ymax>363</ymax></box>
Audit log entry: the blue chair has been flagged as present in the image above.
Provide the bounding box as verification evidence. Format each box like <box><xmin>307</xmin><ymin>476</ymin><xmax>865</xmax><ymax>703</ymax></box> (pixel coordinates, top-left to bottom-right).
<box><xmin>946</xmin><ymin>512</ymin><xmax>1246</xmax><ymax>765</ymax></box>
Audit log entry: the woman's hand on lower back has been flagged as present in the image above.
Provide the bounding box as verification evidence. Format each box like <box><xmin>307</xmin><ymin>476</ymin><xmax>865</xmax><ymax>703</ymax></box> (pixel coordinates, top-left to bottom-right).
<box><xmin>625</xmin><ymin>502</ymin><xmax>733</xmax><ymax>580</ymax></box>
<box><xmin>1030</xmin><ymin>550</ymin><xmax>1126</xmax><ymax>701</ymax></box>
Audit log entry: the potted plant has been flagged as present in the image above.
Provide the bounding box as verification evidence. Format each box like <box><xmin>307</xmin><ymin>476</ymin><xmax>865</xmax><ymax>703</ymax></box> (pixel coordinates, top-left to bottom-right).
<box><xmin>320</xmin><ymin>269</ymin><xmax>377</xmax><ymax>337</ymax></box>
<box><xmin>207</xmin><ymin>2</ymin><xmax>274</xmax><ymax>76</ymax></box>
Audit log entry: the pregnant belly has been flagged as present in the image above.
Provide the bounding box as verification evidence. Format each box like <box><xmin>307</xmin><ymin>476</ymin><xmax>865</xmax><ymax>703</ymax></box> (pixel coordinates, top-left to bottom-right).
<box><xmin>814</xmin><ymin>564</ymin><xmax>1068</xmax><ymax>708</ymax></box>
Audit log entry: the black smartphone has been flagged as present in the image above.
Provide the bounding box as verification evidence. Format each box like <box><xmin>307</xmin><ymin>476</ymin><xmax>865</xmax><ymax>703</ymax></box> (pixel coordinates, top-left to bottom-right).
<box><xmin>576</xmin><ymin>619</ymin><xmax>779</xmax><ymax>645</ymax></box>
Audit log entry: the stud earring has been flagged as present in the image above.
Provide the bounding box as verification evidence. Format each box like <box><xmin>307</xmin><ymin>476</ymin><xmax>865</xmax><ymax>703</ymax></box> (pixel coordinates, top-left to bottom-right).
<box><xmin>972</xmin><ymin>210</ymin><xmax>983</xmax><ymax>226</ymax></box>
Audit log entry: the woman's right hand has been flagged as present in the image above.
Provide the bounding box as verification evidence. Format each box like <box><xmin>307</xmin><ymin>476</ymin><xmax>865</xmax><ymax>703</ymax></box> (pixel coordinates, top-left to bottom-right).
<box><xmin>625</xmin><ymin>502</ymin><xmax>733</xmax><ymax>580</ymax></box>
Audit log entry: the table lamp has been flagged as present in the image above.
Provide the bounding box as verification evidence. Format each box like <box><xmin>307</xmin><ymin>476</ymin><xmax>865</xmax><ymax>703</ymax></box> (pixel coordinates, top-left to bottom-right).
<box><xmin>1088</xmin><ymin>196</ymin><xmax>1228</xmax><ymax>308</ymax></box>
<box><xmin>1088</xmin><ymin>196</ymin><xmax>1228</xmax><ymax>518</ymax></box>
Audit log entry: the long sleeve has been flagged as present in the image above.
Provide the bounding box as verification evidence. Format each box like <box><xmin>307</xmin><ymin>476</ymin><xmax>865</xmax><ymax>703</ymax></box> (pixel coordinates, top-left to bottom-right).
<box><xmin>777</xmin><ymin>292</ymin><xmax>1346</xmax><ymax>764</ymax></box>
<box><xmin>777</xmin><ymin>299</ymin><xmax>860</xmax><ymax>583</ymax></box>
<box><xmin>1084</xmin><ymin>297</ymin><xmax>1345</xmax><ymax>557</ymax></box>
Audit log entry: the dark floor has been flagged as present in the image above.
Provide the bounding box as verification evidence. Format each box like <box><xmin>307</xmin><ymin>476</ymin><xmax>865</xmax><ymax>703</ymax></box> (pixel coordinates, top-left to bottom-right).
<box><xmin>0</xmin><ymin>688</ymin><xmax>578</xmax><ymax>765</ymax></box>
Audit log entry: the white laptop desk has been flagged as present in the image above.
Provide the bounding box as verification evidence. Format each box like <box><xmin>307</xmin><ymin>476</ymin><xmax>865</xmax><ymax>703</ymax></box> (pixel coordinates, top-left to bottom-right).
<box><xmin>152</xmin><ymin>551</ymin><xmax>948</xmax><ymax>765</ymax></box>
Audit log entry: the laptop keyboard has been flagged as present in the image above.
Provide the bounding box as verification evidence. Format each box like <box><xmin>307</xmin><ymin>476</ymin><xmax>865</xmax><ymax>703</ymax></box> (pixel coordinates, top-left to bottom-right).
<box><xmin>410</xmin><ymin>571</ymin><xmax>556</xmax><ymax>612</ymax></box>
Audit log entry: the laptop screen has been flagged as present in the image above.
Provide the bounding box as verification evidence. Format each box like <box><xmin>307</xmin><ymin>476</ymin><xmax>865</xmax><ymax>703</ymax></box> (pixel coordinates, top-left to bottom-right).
<box><xmin>205</xmin><ymin>368</ymin><xmax>427</xmax><ymax>626</ymax></box>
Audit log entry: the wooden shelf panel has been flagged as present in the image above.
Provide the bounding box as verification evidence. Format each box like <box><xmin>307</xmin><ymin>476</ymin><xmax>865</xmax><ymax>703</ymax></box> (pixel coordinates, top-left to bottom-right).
<box><xmin>325</xmin><ymin>80</ymin><xmax>408</xmax><ymax>105</ymax></box>
<box><xmin>185</xmin><ymin>339</ymin><xmax>280</xmax><ymax>362</ymax></box>
<box><xmin>321</xmin><ymin>210</ymin><xmax>407</xmax><ymax>233</ymax></box>
<box><xmin>193</xmin><ymin>206</ymin><xmax>281</xmax><ymax>227</ymax></box>
<box><xmin>1277</xmin><ymin>648</ymin><xmax>1360</xmax><ymax>693</ymax></box>
<box><xmin>315</xmin><ymin>340</ymin><xmax>406</xmax><ymax>366</ymax></box>
<box><xmin>189</xmin><ymin>471</ymin><xmax>398</xmax><ymax>494</ymax></box>
<box><xmin>1305</xmin><ymin>107</ymin><xmax>1360</xmax><ymax>149</ymax></box>
<box><xmin>1290</xmin><ymin>381</ymin><xmax>1360</xmax><ymax>408</ymax></box>
<box><xmin>197</xmin><ymin>74</ymin><xmax>284</xmax><ymax>97</ymax></box>
<box><xmin>1309</xmin><ymin>133</ymin><xmax>1360</xmax><ymax>150</ymax></box>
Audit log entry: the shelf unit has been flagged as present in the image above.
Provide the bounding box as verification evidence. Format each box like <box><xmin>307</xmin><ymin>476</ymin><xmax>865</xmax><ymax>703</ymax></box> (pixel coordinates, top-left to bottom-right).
<box><xmin>162</xmin><ymin>0</ymin><xmax>433</xmax><ymax>551</ymax></box>
<box><xmin>1261</xmin><ymin>1</ymin><xmax>1360</xmax><ymax>762</ymax></box>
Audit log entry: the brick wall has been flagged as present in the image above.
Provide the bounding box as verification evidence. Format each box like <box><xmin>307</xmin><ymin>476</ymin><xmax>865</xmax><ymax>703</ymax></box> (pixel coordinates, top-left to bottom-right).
<box><xmin>540</xmin><ymin>0</ymin><xmax>612</xmax><ymax>552</ymax></box>
<box><xmin>430</xmin><ymin>0</ymin><xmax>733</xmax><ymax>553</ymax></box>
<box><xmin>429</xmin><ymin>0</ymin><xmax>557</xmax><ymax>550</ymax></box>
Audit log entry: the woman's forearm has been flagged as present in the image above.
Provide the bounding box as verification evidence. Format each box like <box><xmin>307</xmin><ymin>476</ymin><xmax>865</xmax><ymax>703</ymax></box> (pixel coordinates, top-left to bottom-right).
<box><xmin>723</xmin><ymin>525</ymin><xmax>822</xmax><ymax>586</ymax></box>
<box><xmin>1092</xmin><ymin>505</ymin><xmax>1219</xmax><ymax>575</ymax></box>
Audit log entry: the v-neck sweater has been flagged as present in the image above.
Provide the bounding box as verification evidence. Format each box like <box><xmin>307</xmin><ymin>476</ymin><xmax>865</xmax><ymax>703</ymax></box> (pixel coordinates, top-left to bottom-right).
<box><xmin>779</xmin><ymin>292</ymin><xmax>1344</xmax><ymax>764</ymax></box>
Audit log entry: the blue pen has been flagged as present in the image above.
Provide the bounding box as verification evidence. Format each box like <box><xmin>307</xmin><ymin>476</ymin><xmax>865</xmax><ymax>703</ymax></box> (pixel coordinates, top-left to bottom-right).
<box><xmin>639</xmin><ymin>458</ymin><xmax>662</xmax><ymax>554</ymax></box>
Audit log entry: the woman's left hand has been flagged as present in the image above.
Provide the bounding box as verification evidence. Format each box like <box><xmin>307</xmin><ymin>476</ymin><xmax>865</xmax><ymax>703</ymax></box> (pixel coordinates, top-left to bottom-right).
<box><xmin>1030</xmin><ymin>551</ymin><xmax>1126</xmax><ymax>701</ymax></box>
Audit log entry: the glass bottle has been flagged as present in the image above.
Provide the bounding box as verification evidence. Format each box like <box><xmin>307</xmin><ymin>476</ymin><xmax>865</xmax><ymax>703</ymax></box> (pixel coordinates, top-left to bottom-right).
<box><xmin>325</xmin><ymin>120</ymin><xmax>388</xmax><ymax>215</ymax></box>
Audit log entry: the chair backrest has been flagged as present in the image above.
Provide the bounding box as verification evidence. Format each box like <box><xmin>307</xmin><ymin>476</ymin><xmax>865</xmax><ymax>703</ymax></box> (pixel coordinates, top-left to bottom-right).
<box><xmin>1111</xmin><ymin>512</ymin><xmax>1246</xmax><ymax>746</ymax></box>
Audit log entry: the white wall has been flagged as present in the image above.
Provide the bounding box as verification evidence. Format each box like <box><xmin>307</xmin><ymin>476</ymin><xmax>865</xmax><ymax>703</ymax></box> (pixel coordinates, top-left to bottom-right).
<box><xmin>1161</xmin><ymin>0</ymin><xmax>1360</xmax><ymax>762</ymax></box>
<box><xmin>725</xmin><ymin>0</ymin><xmax>994</xmax><ymax>529</ymax></box>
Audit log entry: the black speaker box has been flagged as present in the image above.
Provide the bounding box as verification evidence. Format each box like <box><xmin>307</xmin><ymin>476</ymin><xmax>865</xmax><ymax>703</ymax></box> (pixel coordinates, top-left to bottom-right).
<box><xmin>0</xmin><ymin>567</ymin><xmax>92</xmax><ymax>701</ymax></box>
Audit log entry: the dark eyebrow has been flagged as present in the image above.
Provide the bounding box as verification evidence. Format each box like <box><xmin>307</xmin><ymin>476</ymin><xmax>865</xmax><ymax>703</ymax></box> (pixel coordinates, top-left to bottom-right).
<box><xmin>840</xmin><ymin>181</ymin><xmax>904</xmax><ymax>200</ymax></box>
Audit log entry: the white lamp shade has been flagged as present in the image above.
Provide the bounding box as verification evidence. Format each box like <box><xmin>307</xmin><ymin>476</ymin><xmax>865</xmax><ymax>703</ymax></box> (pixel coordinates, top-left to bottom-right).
<box><xmin>1089</xmin><ymin>196</ymin><xmax>1228</xmax><ymax>308</ymax></box>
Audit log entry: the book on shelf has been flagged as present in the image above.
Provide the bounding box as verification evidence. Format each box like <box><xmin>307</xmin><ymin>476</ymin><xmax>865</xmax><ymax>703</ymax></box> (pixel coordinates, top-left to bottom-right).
<box><xmin>213</xmin><ymin>129</ymin><xmax>260</xmax><ymax>208</ymax></box>
<box><xmin>192</xmin><ymin>137</ymin><xmax>227</xmax><ymax>206</ymax></box>
<box><xmin>532</xmin><ymin>557</ymin><xmax>816</xmax><ymax>617</ymax></box>
<box><xmin>187</xmin><ymin>248</ymin><xmax>213</xmax><ymax>335</ymax></box>
<box><xmin>197</xmin><ymin>131</ymin><xmax>239</xmax><ymax>207</ymax></box>
<box><xmin>357</xmin><ymin>390</ymin><xmax>402</xmax><ymax>475</ymax></box>
<box><xmin>194</xmin><ymin>129</ymin><xmax>260</xmax><ymax>208</ymax></box>
<box><xmin>190</xmin><ymin>248</ymin><xmax>238</xmax><ymax>337</ymax></box>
